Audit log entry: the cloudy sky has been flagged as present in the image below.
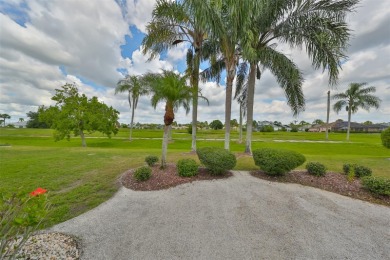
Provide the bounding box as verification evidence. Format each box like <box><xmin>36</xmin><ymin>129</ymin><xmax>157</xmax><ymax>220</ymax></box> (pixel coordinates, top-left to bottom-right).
<box><xmin>0</xmin><ymin>0</ymin><xmax>389</xmax><ymax>126</ymax></box>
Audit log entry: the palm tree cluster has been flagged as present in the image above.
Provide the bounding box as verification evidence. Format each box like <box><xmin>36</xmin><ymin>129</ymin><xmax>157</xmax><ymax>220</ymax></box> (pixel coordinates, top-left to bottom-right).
<box><xmin>118</xmin><ymin>0</ymin><xmax>360</xmax><ymax>158</ymax></box>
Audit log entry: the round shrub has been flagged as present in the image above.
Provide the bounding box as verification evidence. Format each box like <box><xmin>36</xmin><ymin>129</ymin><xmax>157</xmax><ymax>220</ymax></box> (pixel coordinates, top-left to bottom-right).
<box><xmin>133</xmin><ymin>166</ymin><xmax>152</xmax><ymax>181</ymax></box>
<box><xmin>197</xmin><ymin>147</ymin><xmax>236</xmax><ymax>175</ymax></box>
<box><xmin>361</xmin><ymin>176</ymin><xmax>390</xmax><ymax>196</ymax></box>
<box><xmin>145</xmin><ymin>155</ymin><xmax>158</xmax><ymax>167</ymax></box>
<box><xmin>381</xmin><ymin>127</ymin><xmax>390</xmax><ymax>149</ymax></box>
<box><xmin>354</xmin><ymin>165</ymin><xmax>372</xmax><ymax>178</ymax></box>
<box><xmin>252</xmin><ymin>148</ymin><xmax>306</xmax><ymax>176</ymax></box>
<box><xmin>306</xmin><ymin>162</ymin><xmax>327</xmax><ymax>176</ymax></box>
<box><xmin>177</xmin><ymin>158</ymin><xmax>198</xmax><ymax>177</ymax></box>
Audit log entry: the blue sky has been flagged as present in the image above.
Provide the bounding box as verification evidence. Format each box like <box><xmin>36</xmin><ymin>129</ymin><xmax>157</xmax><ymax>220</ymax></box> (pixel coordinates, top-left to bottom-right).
<box><xmin>0</xmin><ymin>0</ymin><xmax>389</xmax><ymax>125</ymax></box>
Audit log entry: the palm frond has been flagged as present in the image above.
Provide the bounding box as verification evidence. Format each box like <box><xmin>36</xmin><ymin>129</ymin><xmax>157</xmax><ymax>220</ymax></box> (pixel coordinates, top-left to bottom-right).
<box><xmin>258</xmin><ymin>46</ymin><xmax>305</xmax><ymax>116</ymax></box>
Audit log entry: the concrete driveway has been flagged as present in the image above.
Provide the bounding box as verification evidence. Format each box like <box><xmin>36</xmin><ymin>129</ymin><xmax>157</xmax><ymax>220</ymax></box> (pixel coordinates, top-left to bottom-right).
<box><xmin>52</xmin><ymin>171</ymin><xmax>390</xmax><ymax>260</ymax></box>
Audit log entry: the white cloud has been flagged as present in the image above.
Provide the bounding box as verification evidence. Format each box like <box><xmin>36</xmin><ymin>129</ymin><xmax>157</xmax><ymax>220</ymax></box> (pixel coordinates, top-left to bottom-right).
<box><xmin>0</xmin><ymin>0</ymin><xmax>388</xmax><ymax>126</ymax></box>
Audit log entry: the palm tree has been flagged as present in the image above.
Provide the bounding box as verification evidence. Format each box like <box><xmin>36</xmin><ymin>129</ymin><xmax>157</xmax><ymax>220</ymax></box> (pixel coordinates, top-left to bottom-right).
<box><xmin>142</xmin><ymin>0</ymin><xmax>207</xmax><ymax>152</ymax></box>
<box><xmin>142</xmin><ymin>70</ymin><xmax>207</xmax><ymax>168</ymax></box>
<box><xmin>115</xmin><ymin>75</ymin><xmax>148</xmax><ymax>141</ymax></box>
<box><xmin>239</xmin><ymin>0</ymin><xmax>358</xmax><ymax>154</ymax></box>
<box><xmin>333</xmin><ymin>82</ymin><xmax>381</xmax><ymax>141</ymax></box>
<box><xmin>192</xmin><ymin>0</ymin><xmax>258</xmax><ymax>150</ymax></box>
<box><xmin>0</xmin><ymin>114</ymin><xmax>11</xmax><ymax>127</ymax></box>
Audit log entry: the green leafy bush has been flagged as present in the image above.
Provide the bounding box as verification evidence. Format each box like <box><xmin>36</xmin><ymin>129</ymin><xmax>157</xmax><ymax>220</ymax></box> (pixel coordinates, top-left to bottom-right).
<box><xmin>177</xmin><ymin>159</ymin><xmax>198</xmax><ymax>177</ymax></box>
<box><xmin>381</xmin><ymin>127</ymin><xmax>390</xmax><ymax>149</ymax></box>
<box><xmin>306</xmin><ymin>162</ymin><xmax>327</xmax><ymax>176</ymax></box>
<box><xmin>133</xmin><ymin>166</ymin><xmax>152</xmax><ymax>181</ymax></box>
<box><xmin>197</xmin><ymin>147</ymin><xmax>236</xmax><ymax>175</ymax></box>
<box><xmin>252</xmin><ymin>148</ymin><xmax>306</xmax><ymax>176</ymax></box>
<box><xmin>361</xmin><ymin>176</ymin><xmax>390</xmax><ymax>196</ymax></box>
<box><xmin>342</xmin><ymin>163</ymin><xmax>372</xmax><ymax>178</ymax></box>
<box><xmin>145</xmin><ymin>155</ymin><xmax>158</xmax><ymax>167</ymax></box>
<box><xmin>354</xmin><ymin>165</ymin><xmax>372</xmax><ymax>178</ymax></box>
<box><xmin>187</xmin><ymin>124</ymin><xmax>192</xmax><ymax>134</ymax></box>
<box><xmin>342</xmin><ymin>163</ymin><xmax>354</xmax><ymax>175</ymax></box>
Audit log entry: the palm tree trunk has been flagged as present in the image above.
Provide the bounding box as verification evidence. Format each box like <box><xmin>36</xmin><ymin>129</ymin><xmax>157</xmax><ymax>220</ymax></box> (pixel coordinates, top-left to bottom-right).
<box><xmin>129</xmin><ymin>97</ymin><xmax>136</xmax><ymax>141</ymax></box>
<box><xmin>238</xmin><ymin>103</ymin><xmax>243</xmax><ymax>144</ymax></box>
<box><xmin>168</xmin><ymin>125</ymin><xmax>172</xmax><ymax>141</ymax></box>
<box><xmin>326</xmin><ymin>90</ymin><xmax>330</xmax><ymax>140</ymax></box>
<box><xmin>224</xmin><ymin>68</ymin><xmax>235</xmax><ymax>150</ymax></box>
<box><xmin>245</xmin><ymin>62</ymin><xmax>256</xmax><ymax>154</ymax></box>
<box><xmin>80</xmin><ymin>130</ymin><xmax>87</xmax><ymax>147</ymax></box>
<box><xmin>161</xmin><ymin>124</ymin><xmax>169</xmax><ymax>169</ymax></box>
<box><xmin>191</xmin><ymin>52</ymin><xmax>200</xmax><ymax>152</ymax></box>
<box><xmin>347</xmin><ymin>107</ymin><xmax>351</xmax><ymax>141</ymax></box>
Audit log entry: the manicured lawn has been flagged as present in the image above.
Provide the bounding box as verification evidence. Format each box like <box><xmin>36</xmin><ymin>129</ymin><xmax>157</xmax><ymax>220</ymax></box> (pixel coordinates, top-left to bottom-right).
<box><xmin>0</xmin><ymin>128</ymin><xmax>389</xmax><ymax>227</ymax></box>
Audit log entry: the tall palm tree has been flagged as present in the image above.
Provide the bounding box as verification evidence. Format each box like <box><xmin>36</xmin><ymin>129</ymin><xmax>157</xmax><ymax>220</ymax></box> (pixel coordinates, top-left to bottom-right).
<box><xmin>115</xmin><ymin>75</ymin><xmax>148</xmax><ymax>141</ymax></box>
<box><xmin>142</xmin><ymin>70</ymin><xmax>207</xmax><ymax>168</ymax></box>
<box><xmin>142</xmin><ymin>0</ymin><xmax>207</xmax><ymax>152</ymax></box>
<box><xmin>192</xmin><ymin>0</ymin><xmax>258</xmax><ymax>150</ymax></box>
<box><xmin>239</xmin><ymin>0</ymin><xmax>358</xmax><ymax>154</ymax></box>
<box><xmin>333</xmin><ymin>82</ymin><xmax>381</xmax><ymax>141</ymax></box>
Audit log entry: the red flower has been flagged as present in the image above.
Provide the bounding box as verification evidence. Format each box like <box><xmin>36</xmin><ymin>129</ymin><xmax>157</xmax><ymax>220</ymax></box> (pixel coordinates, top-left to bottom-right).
<box><xmin>30</xmin><ymin>187</ymin><xmax>47</xmax><ymax>196</ymax></box>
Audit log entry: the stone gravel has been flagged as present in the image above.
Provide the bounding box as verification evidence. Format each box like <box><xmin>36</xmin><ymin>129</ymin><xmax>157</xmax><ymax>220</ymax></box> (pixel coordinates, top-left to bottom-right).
<box><xmin>50</xmin><ymin>171</ymin><xmax>390</xmax><ymax>260</ymax></box>
<box><xmin>14</xmin><ymin>232</ymin><xmax>80</xmax><ymax>260</ymax></box>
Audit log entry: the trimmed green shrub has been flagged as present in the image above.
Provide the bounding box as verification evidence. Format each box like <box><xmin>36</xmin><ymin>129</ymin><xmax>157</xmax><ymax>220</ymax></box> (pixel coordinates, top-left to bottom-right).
<box><xmin>133</xmin><ymin>166</ymin><xmax>152</xmax><ymax>181</ymax></box>
<box><xmin>306</xmin><ymin>162</ymin><xmax>326</xmax><ymax>176</ymax></box>
<box><xmin>197</xmin><ymin>147</ymin><xmax>236</xmax><ymax>175</ymax></box>
<box><xmin>177</xmin><ymin>159</ymin><xmax>198</xmax><ymax>177</ymax></box>
<box><xmin>354</xmin><ymin>165</ymin><xmax>372</xmax><ymax>178</ymax></box>
<box><xmin>342</xmin><ymin>163</ymin><xmax>355</xmax><ymax>175</ymax></box>
<box><xmin>145</xmin><ymin>155</ymin><xmax>158</xmax><ymax>167</ymax></box>
<box><xmin>381</xmin><ymin>127</ymin><xmax>390</xmax><ymax>149</ymax></box>
<box><xmin>252</xmin><ymin>148</ymin><xmax>306</xmax><ymax>176</ymax></box>
<box><xmin>343</xmin><ymin>163</ymin><xmax>372</xmax><ymax>178</ymax></box>
<box><xmin>361</xmin><ymin>176</ymin><xmax>390</xmax><ymax>196</ymax></box>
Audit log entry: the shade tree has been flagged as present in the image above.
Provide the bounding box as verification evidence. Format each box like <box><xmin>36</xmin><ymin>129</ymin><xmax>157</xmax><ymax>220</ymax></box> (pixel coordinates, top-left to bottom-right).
<box><xmin>39</xmin><ymin>83</ymin><xmax>119</xmax><ymax>147</ymax></box>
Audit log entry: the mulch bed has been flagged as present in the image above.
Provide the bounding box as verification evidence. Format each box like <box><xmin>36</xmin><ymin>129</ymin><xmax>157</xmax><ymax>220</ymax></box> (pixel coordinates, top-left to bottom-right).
<box><xmin>120</xmin><ymin>163</ymin><xmax>389</xmax><ymax>206</ymax></box>
<box><xmin>121</xmin><ymin>164</ymin><xmax>233</xmax><ymax>191</ymax></box>
<box><xmin>250</xmin><ymin>170</ymin><xmax>390</xmax><ymax>207</ymax></box>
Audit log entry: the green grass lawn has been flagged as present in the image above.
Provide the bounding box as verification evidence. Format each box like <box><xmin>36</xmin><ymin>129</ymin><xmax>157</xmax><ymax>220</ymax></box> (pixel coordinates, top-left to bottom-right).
<box><xmin>1</xmin><ymin>127</ymin><xmax>389</xmax><ymax>227</ymax></box>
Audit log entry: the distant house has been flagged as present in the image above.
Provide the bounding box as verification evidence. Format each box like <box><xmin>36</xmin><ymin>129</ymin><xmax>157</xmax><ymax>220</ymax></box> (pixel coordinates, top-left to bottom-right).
<box><xmin>308</xmin><ymin>124</ymin><xmax>327</xmax><ymax>132</ymax></box>
<box><xmin>255</xmin><ymin>121</ymin><xmax>284</xmax><ymax>131</ymax></box>
<box><xmin>331</xmin><ymin>121</ymin><xmax>387</xmax><ymax>133</ymax></box>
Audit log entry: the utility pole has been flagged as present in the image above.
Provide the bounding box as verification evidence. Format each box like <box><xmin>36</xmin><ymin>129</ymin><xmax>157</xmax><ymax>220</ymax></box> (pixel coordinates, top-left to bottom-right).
<box><xmin>326</xmin><ymin>90</ymin><xmax>330</xmax><ymax>140</ymax></box>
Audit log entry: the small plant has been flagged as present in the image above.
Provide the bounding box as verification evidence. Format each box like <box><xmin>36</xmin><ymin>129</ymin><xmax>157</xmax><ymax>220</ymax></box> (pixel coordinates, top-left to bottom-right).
<box><xmin>145</xmin><ymin>155</ymin><xmax>158</xmax><ymax>167</ymax></box>
<box><xmin>306</xmin><ymin>162</ymin><xmax>326</xmax><ymax>176</ymax></box>
<box><xmin>1</xmin><ymin>188</ymin><xmax>50</xmax><ymax>259</ymax></box>
<box><xmin>342</xmin><ymin>163</ymin><xmax>354</xmax><ymax>175</ymax></box>
<box><xmin>133</xmin><ymin>166</ymin><xmax>152</xmax><ymax>181</ymax></box>
<box><xmin>381</xmin><ymin>127</ymin><xmax>390</xmax><ymax>149</ymax></box>
<box><xmin>177</xmin><ymin>159</ymin><xmax>198</xmax><ymax>177</ymax></box>
<box><xmin>361</xmin><ymin>176</ymin><xmax>390</xmax><ymax>196</ymax></box>
<box><xmin>354</xmin><ymin>165</ymin><xmax>372</xmax><ymax>178</ymax></box>
<box><xmin>252</xmin><ymin>148</ymin><xmax>306</xmax><ymax>176</ymax></box>
<box><xmin>342</xmin><ymin>163</ymin><xmax>372</xmax><ymax>178</ymax></box>
<box><xmin>197</xmin><ymin>147</ymin><xmax>236</xmax><ymax>175</ymax></box>
<box><xmin>187</xmin><ymin>125</ymin><xmax>192</xmax><ymax>134</ymax></box>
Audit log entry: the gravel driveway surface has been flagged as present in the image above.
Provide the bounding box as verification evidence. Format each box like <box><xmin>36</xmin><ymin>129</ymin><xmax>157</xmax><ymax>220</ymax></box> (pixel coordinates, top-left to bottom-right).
<box><xmin>52</xmin><ymin>171</ymin><xmax>390</xmax><ymax>260</ymax></box>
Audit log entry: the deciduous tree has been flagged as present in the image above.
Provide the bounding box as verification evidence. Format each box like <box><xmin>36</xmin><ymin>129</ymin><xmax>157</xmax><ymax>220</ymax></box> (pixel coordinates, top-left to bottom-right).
<box><xmin>39</xmin><ymin>83</ymin><xmax>119</xmax><ymax>147</ymax></box>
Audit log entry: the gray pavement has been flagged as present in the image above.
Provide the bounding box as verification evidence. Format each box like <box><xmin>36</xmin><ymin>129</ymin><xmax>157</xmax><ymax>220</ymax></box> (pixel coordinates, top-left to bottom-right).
<box><xmin>52</xmin><ymin>171</ymin><xmax>390</xmax><ymax>260</ymax></box>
